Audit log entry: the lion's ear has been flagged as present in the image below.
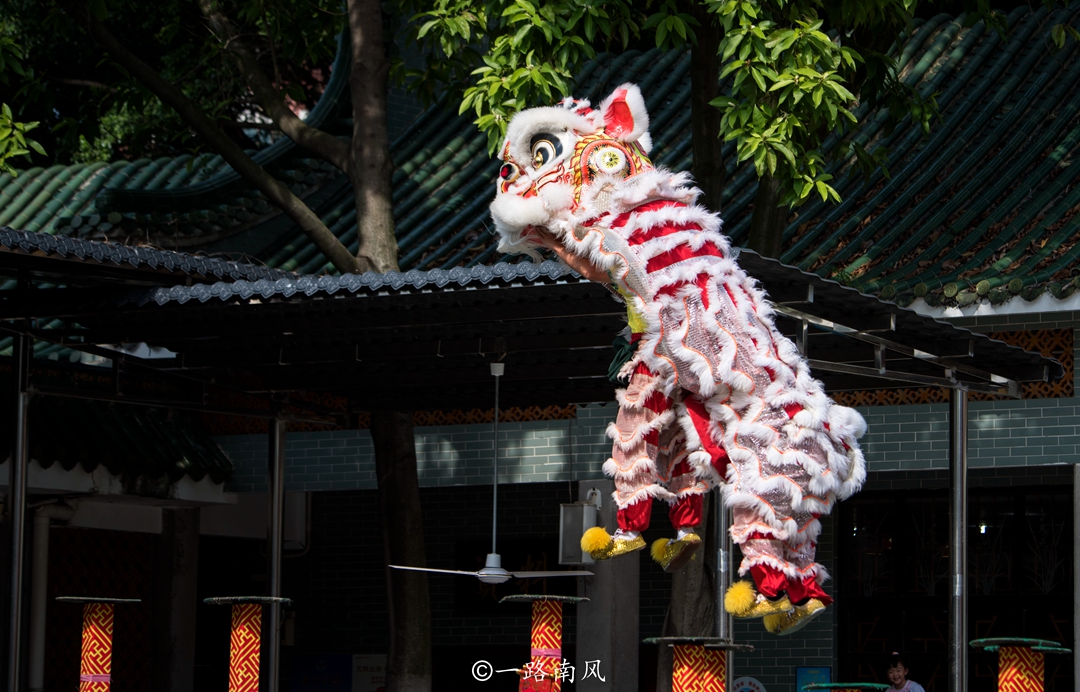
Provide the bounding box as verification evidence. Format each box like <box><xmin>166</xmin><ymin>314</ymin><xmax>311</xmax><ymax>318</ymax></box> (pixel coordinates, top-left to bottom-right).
<box><xmin>599</xmin><ymin>83</ymin><xmax>650</xmax><ymax>143</ymax></box>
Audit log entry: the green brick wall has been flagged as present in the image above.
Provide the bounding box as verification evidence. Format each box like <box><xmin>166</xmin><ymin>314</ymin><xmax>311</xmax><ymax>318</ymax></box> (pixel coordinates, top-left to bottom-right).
<box><xmin>218</xmin><ymin>396</ymin><xmax>1078</xmax><ymax>493</ymax></box>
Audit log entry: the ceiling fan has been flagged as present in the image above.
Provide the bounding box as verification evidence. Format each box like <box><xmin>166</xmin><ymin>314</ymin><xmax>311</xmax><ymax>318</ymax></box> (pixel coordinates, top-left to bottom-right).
<box><xmin>390</xmin><ymin>362</ymin><xmax>594</xmax><ymax>585</ymax></box>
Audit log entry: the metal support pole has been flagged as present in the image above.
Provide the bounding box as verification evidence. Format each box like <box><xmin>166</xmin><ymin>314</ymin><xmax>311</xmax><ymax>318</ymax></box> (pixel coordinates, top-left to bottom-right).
<box><xmin>714</xmin><ymin>491</ymin><xmax>733</xmax><ymax>689</ymax></box>
<box><xmin>490</xmin><ymin>362</ymin><xmax>504</xmax><ymax>555</ymax></box>
<box><xmin>949</xmin><ymin>388</ymin><xmax>968</xmax><ymax>692</ymax></box>
<box><xmin>7</xmin><ymin>331</ymin><xmax>31</xmax><ymax>692</ymax></box>
<box><xmin>28</xmin><ymin>511</ymin><xmax>50</xmax><ymax>692</ymax></box>
<box><xmin>266</xmin><ymin>418</ymin><xmax>286</xmax><ymax>692</ymax></box>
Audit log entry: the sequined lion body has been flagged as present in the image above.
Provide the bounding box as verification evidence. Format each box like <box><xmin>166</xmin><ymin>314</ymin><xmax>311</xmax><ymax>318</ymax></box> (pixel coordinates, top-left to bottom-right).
<box><xmin>489</xmin><ymin>83</ymin><xmax>866</xmax><ymax>605</ymax></box>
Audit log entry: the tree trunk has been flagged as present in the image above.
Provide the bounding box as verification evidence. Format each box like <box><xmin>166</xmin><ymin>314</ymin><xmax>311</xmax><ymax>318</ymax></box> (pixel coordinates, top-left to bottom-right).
<box><xmin>347</xmin><ymin>0</ymin><xmax>399</xmax><ymax>273</ymax></box>
<box><xmin>371</xmin><ymin>410</ymin><xmax>432</xmax><ymax>692</ymax></box>
<box><xmin>748</xmin><ymin>173</ymin><xmax>785</xmax><ymax>258</ymax></box>
<box><xmin>655</xmin><ymin>493</ymin><xmax>718</xmax><ymax>692</ymax></box>
<box><xmin>689</xmin><ymin>5</ymin><xmax>725</xmax><ymax>213</ymax></box>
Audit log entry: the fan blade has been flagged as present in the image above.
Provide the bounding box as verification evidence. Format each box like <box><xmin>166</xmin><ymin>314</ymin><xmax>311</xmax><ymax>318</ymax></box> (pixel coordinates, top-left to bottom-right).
<box><xmin>389</xmin><ymin>565</ymin><xmax>480</xmax><ymax>577</ymax></box>
<box><xmin>509</xmin><ymin>570</ymin><xmax>594</xmax><ymax>578</ymax></box>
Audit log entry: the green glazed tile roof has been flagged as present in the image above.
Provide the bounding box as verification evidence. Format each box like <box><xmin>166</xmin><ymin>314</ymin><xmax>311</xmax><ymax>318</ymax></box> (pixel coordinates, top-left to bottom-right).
<box><xmin>5</xmin><ymin>8</ymin><xmax>1080</xmax><ymax>309</ymax></box>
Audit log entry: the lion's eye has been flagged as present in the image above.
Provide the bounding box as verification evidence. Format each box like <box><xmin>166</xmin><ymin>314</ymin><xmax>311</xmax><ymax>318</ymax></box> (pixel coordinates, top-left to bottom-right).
<box><xmin>500</xmin><ymin>162</ymin><xmax>520</xmax><ymax>181</ymax></box>
<box><xmin>590</xmin><ymin>146</ymin><xmax>628</xmax><ymax>175</ymax></box>
<box><xmin>499</xmin><ymin>162</ymin><xmax>520</xmax><ymax>183</ymax></box>
<box><xmin>530</xmin><ymin>134</ymin><xmax>562</xmax><ymax>169</ymax></box>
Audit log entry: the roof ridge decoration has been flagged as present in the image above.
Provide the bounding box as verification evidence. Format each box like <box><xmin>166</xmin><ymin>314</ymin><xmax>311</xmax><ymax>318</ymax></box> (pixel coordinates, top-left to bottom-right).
<box><xmin>132</xmin><ymin>259</ymin><xmax>579</xmax><ymax>306</ymax></box>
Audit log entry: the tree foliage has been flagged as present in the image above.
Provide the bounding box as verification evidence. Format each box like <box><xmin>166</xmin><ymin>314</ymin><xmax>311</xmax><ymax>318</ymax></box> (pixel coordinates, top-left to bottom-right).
<box><xmin>0</xmin><ymin>37</ymin><xmax>44</xmax><ymax>176</ymax></box>
<box><xmin>0</xmin><ymin>0</ymin><xmax>343</xmax><ymax>165</ymax></box>
<box><xmin>398</xmin><ymin>0</ymin><xmax>984</xmax><ymax>208</ymax></box>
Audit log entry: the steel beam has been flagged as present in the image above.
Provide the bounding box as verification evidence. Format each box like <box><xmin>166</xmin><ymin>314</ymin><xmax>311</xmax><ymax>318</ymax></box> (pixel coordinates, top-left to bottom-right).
<box><xmin>6</xmin><ymin>331</ymin><xmax>31</xmax><ymax>692</ymax></box>
<box><xmin>266</xmin><ymin>418</ymin><xmax>287</xmax><ymax>692</ymax></box>
<box><xmin>715</xmin><ymin>493</ymin><xmax>733</xmax><ymax>689</ymax></box>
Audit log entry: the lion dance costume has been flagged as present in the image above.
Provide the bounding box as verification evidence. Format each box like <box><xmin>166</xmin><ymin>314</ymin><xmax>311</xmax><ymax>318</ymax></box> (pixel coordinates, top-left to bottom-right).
<box><xmin>489</xmin><ymin>83</ymin><xmax>866</xmax><ymax>634</ymax></box>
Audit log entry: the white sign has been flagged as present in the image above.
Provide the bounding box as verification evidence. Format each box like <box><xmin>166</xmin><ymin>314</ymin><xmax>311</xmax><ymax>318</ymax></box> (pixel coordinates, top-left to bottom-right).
<box><xmin>351</xmin><ymin>654</ymin><xmax>387</xmax><ymax>692</ymax></box>
<box><xmin>732</xmin><ymin>676</ymin><xmax>768</xmax><ymax>692</ymax></box>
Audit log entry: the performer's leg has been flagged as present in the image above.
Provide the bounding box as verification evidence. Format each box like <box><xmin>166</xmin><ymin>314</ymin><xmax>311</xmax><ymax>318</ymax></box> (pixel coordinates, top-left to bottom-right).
<box><xmin>582</xmin><ymin>363</ymin><xmax>671</xmax><ymax>560</ymax></box>
<box><xmin>648</xmin><ymin>395</ymin><xmax>720</xmax><ymax>572</ymax></box>
<box><xmin>723</xmin><ymin>512</ymin><xmax>794</xmax><ymax>618</ymax></box>
<box><xmin>758</xmin><ymin>536</ymin><xmax>831</xmax><ymax>636</ymax></box>
<box><xmin>781</xmin><ymin>535</ymin><xmax>832</xmax><ymax>606</ymax></box>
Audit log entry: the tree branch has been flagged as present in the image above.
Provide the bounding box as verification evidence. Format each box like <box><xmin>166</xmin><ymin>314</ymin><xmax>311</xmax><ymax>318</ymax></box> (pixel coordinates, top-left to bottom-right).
<box><xmin>53</xmin><ymin>77</ymin><xmax>118</xmax><ymax>92</ymax></box>
<box><xmin>65</xmin><ymin>1</ymin><xmax>361</xmax><ymax>275</ymax></box>
<box><xmin>195</xmin><ymin>0</ymin><xmax>351</xmax><ymax>175</ymax></box>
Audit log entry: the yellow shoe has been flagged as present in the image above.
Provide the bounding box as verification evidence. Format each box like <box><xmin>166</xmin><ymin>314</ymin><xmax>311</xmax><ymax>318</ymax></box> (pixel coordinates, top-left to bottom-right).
<box><xmin>724</xmin><ymin>580</ymin><xmax>793</xmax><ymax>619</ymax></box>
<box><xmin>762</xmin><ymin>598</ymin><xmax>826</xmax><ymax>636</ymax></box>
<box><xmin>650</xmin><ymin>533</ymin><xmax>702</xmax><ymax>573</ymax></box>
<box><xmin>580</xmin><ymin>527</ymin><xmax>646</xmax><ymax>560</ymax></box>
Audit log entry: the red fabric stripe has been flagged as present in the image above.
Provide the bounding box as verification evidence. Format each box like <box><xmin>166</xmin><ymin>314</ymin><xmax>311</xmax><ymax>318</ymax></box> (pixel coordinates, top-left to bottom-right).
<box><xmin>647</xmin><ymin>242</ymin><xmax>725</xmax><ymax>273</ymax></box>
<box><xmin>655</xmin><ymin>273</ymin><xmax>712</xmax><ymax>309</ymax></box>
<box><xmin>610</xmin><ymin>200</ymin><xmax>684</xmax><ymax>229</ymax></box>
<box><xmin>628</xmin><ymin>222</ymin><xmax>700</xmax><ymax>246</ymax></box>
<box><xmin>685</xmin><ymin>397</ymin><xmax>727</xmax><ymax>475</ymax></box>
<box><xmin>784</xmin><ymin>403</ymin><xmax>803</xmax><ymax>419</ymax></box>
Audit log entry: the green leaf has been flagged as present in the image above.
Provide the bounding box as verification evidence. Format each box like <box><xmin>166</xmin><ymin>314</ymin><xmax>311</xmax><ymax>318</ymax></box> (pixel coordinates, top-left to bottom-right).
<box><xmin>417</xmin><ymin>20</ymin><xmax>440</xmax><ymax>39</ymax></box>
<box><xmin>672</xmin><ymin>17</ymin><xmax>687</xmax><ymax>41</ymax></box>
<box><xmin>656</xmin><ymin>20</ymin><xmax>668</xmax><ymax>47</ymax></box>
<box><xmin>773</xmin><ymin>142</ymin><xmax>796</xmax><ymax>166</ymax></box>
<box><xmin>513</xmin><ymin>23</ymin><xmax>531</xmax><ymax>46</ymax></box>
<box><xmin>643</xmin><ymin>12</ymin><xmax>664</xmax><ymax>30</ymax></box>
<box><xmin>720</xmin><ymin>60</ymin><xmax>742</xmax><ymax>79</ymax></box>
<box><xmin>751</xmin><ymin>67</ymin><xmax>767</xmax><ymax>91</ymax></box>
<box><xmin>1052</xmin><ymin>23</ymin><xmax>1066</xmax><ymax>48</ymax></box>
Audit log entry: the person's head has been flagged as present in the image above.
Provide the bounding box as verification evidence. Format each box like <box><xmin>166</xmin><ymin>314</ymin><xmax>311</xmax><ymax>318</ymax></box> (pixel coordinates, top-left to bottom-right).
<box><xmin>887</xmin><ymin>653</ymin><xmax>910</xmax><ymax>685</ymax></box>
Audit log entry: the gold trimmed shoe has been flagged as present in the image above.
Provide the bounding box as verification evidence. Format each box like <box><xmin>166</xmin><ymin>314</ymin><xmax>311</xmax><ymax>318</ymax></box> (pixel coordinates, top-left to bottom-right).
<box><xmin>763</xmin><ymin>598</ymin><xmax>826</xmax><ymax>636</ymax></box>
<box><xmin>581</xmin><ymin>526</ymin><xmax>646</xmax><ymax>560</ymax></box>
<box><xmin>650</xmin><ymin>533</ymin><xmax>702</xmax><ymax>573</ymax></box>
<box><xmin>724</xmin><ymin>580</ymin><xmax>793</xmax><ymax>619</ymax></box>
<box><xmin>590</xmin><ymin>535</ymin><xmax>646</xmax><ymax>560</ymax></box>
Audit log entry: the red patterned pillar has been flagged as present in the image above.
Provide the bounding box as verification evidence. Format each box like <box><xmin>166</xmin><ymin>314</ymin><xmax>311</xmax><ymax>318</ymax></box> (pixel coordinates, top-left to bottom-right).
<box><xmin>521</xmin><ymin>599</ymin><xmax>563</xmax><ymax>692</ymax></box>
<box><xmin>229</xmin><ymin>603</ymin><xmax>263</xmax><ymax>692</ymax></box>
<box><xmin>672</xmin><ymin>645</ymin><xmax>726</xmax><ymax>692</ymax></box>
<box><xmin>997</xmin><ymin>646</ymin><xmax>1044</xmax><ymax>692</ymax></box>
<box><xmin>206</xmin><ymin>596</ymin><xmax>292</xmax><ymax>692</ymax></box>
<box><xmin>78</xmin><ymin>603</ymin><xmax>114</xmax><ymax>692</ymax></box>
